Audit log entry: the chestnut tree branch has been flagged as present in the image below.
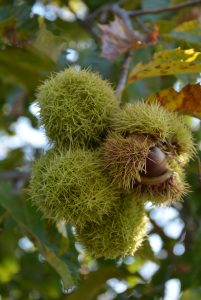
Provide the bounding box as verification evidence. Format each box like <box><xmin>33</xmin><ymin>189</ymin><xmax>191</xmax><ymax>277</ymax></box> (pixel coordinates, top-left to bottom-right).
<box><xmin>129</xmin><ymin>0</ymin><xmax>201</xmax><ymax>17</ymax></box>
<box><xmin>87</xmin><ymin>0</ymin><xmax>201</xmax><ymax>20</ymax></box>
<box><xmin>115</xmin><ymin>52</ymin><xmax>132</xmax><ymax>101</ymax></box>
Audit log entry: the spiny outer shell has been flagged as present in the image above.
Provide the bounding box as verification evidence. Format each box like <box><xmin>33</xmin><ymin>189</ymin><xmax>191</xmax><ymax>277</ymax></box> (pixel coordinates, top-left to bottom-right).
<box><xmin>167</xmin><ymin>113</ymin><xmax>195</xmax><ymax>163</ymax></box>
<box><xmin>132</xmin><ymin>164</ymin><xmax>188</xmax><ymax>205</ymax></box>
<box><xmin>102</xmin><ymin>130</ymin><xmax>188</xmax><ymax>204</ymax></box>
<box><xmin>102</xmin><ymin>132</ymin><xmax>155</xmax><ymax>189</ymax></box>
<box><xmin>76</xmin><ymin>195</ymin><xmax>148</xmax><ymax>259</ymax></box>
<box><xmin>111</xmin><ymin>101</ymin><xmax>194</xmax><ymax>164</ymax></box>
<box><xmin>29</xmin><ymin>149</ymin><xmax>122</xmax><ymax>228</ymax></box>
<box><xmin>36</xmin><ymin>67</ymin><xmax>119</xmax><ymax>148</ymax></box>
<box><xmin>112</xmin><ymin>102</ymin><xmax>173</xmax><ymax>141</ymax></box>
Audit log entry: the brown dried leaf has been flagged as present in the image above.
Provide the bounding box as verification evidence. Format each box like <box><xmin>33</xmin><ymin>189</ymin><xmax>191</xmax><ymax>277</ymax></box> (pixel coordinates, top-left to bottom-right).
<box><xmin>149</xmin><ymin>83</ymin><xmax>201</xmax><ymax>119</ymax></box>
<box><xmin>98</xmin><ymin>16</ymin><xmax>159</xmax><ymax>61</ymax></box>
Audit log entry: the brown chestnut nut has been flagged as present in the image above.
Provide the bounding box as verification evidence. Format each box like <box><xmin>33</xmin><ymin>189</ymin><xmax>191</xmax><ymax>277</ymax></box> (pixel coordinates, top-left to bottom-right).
<box><xmin>140</xmin><ymin>146</ymin><xmax>173</xmax><ymax>185</ymax></box>
<box><xmin>141</xmin><ymin>146</ymin><xmax>168</xmax><ymax>178</ymax></box>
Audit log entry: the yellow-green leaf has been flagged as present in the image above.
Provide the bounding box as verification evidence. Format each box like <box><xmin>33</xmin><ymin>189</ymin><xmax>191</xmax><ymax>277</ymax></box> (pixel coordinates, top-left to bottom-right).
<box><xmin>170</xmin><ymin>20</ymin><xmax>201</xmax><ymax>44</ymax></box>
<box><xmin>148</xmin><ymin>83</ymin><xmax>201</xmax><ymax>119</ymax></box>
<box><xmin>129</xmin><ymin>48</ymin><xmax>201</xmax><ymax>82</ymax></box>
<box><xmin>162</xmin><ymin>20</ymin><xmax>201</xmax><ymax>50</ymax></box>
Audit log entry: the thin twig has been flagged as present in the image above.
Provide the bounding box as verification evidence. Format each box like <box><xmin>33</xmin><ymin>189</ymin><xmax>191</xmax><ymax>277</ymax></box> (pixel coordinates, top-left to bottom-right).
<box><xmin>86</xmin><ymin>0</ymin><xmax>127</xmax><ymax>21</ymax></box>
<box><xmin>88</xmin><ymin>4</ymin><xmax>133</xmax><ymax>33</ymax></box>
<box><xmin>87</xmin><ymin>3</ymin><xmax>115</xmax><ymax>21</ymax></box>
<box><xmin>129</xmin><ymin>0</ymin><xmax>201</xmax><ymax>17</ymax></box>
<box><xmin>135</xmin><ymin>17</ymin><xmax>151</xmax><ymax>34</ymax></box>
<box><xmin>115</xmin><ymin>51</ymin><xmax>132</xmax><ymax>101</ymax></box>
<box><xmin>87</xmin><ymin>0</ymin><xmax>201</xmax><ymax>21</ymax></box>
<box><xmin>111</xmin><ymin>5</ymin><xmax>134</xmax><ymax>32</ymax></box>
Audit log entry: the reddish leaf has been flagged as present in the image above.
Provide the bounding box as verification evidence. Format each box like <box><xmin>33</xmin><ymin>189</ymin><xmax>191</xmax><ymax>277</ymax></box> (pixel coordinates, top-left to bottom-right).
<box><xmin>98</xmin><ymin>16</ymin><xmax>159</xmax><ymax>61</ymax></box>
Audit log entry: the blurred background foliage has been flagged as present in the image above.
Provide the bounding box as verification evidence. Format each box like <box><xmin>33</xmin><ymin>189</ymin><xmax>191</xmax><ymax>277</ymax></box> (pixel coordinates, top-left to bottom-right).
<box><xmin>0</xmin><ymin>0</ymin><xmax>201</xmax><ymax>299</ymax></box>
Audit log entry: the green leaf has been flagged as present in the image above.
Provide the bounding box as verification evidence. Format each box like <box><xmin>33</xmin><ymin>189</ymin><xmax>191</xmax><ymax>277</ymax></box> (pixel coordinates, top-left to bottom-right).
<box><xmin>155</xmin><ymin>20</ymin><xmax>176</xmax><ymax>34</ymax></box>
<box><xmin>0</xmin><ymin>45</ymin><xmax>54</xmax><ymax>89</ymax></box>
<box><xmin>170</xmin><ymin>20</ymin><xmax>201</xmax><ymax>44</ymax></box>
<box><xmin>162</xmin><ymin>20</ymin><xmax>201</xmax><ymax>50</ymax></box>
<box><xmin>129</xmin><ymin>48</ymin><xmax>201</xmax><ymax>82</ymax></box>
<box><xmin>0</xmin><ymin>182</ymin><xmax>74</xmax><ymax>289</ymax></box>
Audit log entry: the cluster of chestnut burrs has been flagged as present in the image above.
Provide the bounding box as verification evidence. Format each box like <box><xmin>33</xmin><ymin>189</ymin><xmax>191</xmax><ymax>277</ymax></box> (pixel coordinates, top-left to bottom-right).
<box><xmin>30</xmin><ymin>68</ymin><xmax>194</xmax><ymax>258</ymax></box>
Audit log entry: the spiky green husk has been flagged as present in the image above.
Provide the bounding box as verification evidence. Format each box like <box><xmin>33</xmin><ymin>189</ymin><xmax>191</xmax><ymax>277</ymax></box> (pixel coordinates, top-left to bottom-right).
<box><xmin>168</xmin><ymin>114</ymin><xmax>195</xmax><ymax>163</ymax></box>
<box><xmin>102</xmin><ymin>132</ymin><xmax>155</xmax><ymax>188</ymax></box>
<box><xmin>111</xmin><ymin>102</ymin><xmax>194</xmax><ymax>163</ymax></box>
<box><xmin>112</xmin><ymin>102</ymin><xmax>172</xmax><ymax>141</ymax></box>
<box><xmin>133</xmin><ymin>169</ymin><xmax>188</xmax><ymax>205</ymax></box>
<box><xmin>102</xmin><ymin>128</ymin><xmax>188</xmax><ymax>204</ymax></box>
<box><xmin>29</xmin><ymin>149</ymin><xmax>121</xmax><ymax>227</ymax></box>
<box><xmin>76</xmin><ymin>196</ymin><xmax>148</xmax><ymax>259</ymax></box>
<box><xmin>36</xmin><ymin>67</ymin><xmax>119</xmax><ymax>148</ymax></box>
